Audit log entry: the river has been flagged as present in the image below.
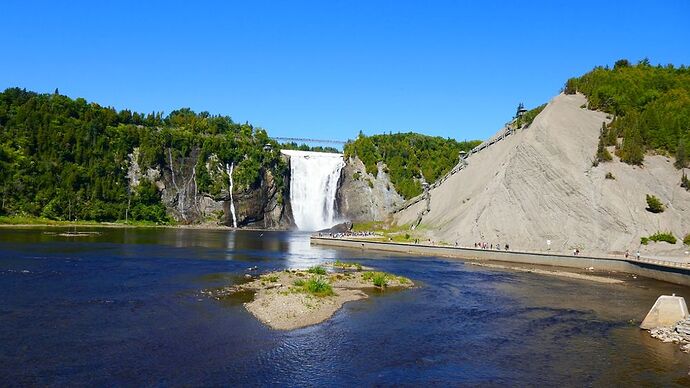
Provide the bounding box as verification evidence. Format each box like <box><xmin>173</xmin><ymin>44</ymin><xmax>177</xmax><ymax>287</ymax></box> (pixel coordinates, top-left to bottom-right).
<box><xmin>1</xmin><ymin>227</ymin><xmax>689</xmax><ymax>385</ymax></box>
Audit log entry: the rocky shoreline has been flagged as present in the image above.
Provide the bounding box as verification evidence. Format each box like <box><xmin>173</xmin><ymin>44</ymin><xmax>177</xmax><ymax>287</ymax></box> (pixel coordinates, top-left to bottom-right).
<box><xmin>648</xmin><ymin>319</ymin><xmax>690</xmax><ymax>353</ymax></box>
<box><xmin>205</xmin><ymin>264</ymin><xmax>414</xmax><ymax>330</ymax></box>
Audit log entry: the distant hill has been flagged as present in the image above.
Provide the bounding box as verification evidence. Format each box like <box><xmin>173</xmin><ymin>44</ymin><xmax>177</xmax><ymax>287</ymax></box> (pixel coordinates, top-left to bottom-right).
<box><xmin>0</xmin><ymin>88</ymin><xmax>286</xmax><ymax>224</ymax></box>
<box><xmin>344</xmin><ymin>132</ymin><xmax>480</xmax><ymax>199</ymax></box>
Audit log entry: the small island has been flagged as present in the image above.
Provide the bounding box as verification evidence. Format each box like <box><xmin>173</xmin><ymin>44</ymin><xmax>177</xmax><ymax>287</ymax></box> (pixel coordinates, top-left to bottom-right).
<box><xmin>208</xmin><ymin>262</ymin><xmax>414</xmax><ymax>330</ymax></box>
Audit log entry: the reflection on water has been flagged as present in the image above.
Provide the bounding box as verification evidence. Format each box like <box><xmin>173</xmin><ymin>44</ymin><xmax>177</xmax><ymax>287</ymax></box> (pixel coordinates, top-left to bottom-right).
<box><xmin>1</xmin><ymin>227</ymin><xmax>690</xmax><ymax>386</ymax></box>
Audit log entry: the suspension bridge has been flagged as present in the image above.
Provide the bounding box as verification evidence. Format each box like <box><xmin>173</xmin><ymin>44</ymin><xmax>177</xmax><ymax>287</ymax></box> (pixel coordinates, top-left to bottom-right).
<box><xmin>273</xmin><ymin>137</ymin><xmax>347</xmax><ymax>145</ymax></box>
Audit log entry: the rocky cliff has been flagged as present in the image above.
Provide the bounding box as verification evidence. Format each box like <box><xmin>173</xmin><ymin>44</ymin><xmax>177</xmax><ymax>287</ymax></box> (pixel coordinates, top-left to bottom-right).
<box><xmin>127</xmin><ymin>147</ymin><xmax>294</xmax><ymax>228</ymax></box>
<box><xmin>336</xmin><ymin>156</ymin><xmax>404</xmax><ymax>222</ymax></box>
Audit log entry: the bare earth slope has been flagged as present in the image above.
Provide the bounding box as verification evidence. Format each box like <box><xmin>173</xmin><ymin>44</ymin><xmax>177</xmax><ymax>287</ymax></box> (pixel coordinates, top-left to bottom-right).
<box><xmin>396</xmin><ymin>93</ymin><xmax>690</xmax><ymax>257</ymax></box>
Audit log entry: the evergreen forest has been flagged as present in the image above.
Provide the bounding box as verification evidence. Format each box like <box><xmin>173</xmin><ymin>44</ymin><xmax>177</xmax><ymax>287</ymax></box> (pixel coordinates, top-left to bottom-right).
<box><xmin>565</xmin><ymin>59</ymin><xmax>690</xmax><ymax>167</ymax></box>
<box><xmin>0</xmin><ymin>88</ymin><xmax>286</xmax><ymax>223</ymax></box>
<box><xmin>343</xmin><ymin>132</ymin><xmax>480</xmax><ymax>199</ymax></box>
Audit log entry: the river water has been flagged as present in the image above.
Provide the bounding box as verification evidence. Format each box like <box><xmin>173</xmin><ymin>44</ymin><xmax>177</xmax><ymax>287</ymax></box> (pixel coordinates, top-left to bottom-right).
<box><xmin>1</xmin><ymin>227</ymin><xmax>689</xmax><ymax>386</ymax></box>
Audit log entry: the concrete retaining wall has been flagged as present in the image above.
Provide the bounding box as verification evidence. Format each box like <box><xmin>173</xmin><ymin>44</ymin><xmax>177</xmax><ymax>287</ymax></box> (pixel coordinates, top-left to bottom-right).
<box><xmin>311</xmin><ymin>237</ymin><xmax>690</xmax><ymax>287</ymax></box>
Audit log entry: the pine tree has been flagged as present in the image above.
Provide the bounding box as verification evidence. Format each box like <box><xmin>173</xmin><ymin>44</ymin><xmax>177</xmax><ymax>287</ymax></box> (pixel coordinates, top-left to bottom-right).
<box><xmin>682</xmin><ymin>171</ymin><xmax>690</xmax><ymax>191</ymax></box>
<box><xmin>621</xmin><ymin>126</ymin><xmax>644</xmax><ymax>165</ymax></box>
<box><xmin>596</xmin><ymin>122</ymin><xmax>612</xmax><ymax>163</ymax></box>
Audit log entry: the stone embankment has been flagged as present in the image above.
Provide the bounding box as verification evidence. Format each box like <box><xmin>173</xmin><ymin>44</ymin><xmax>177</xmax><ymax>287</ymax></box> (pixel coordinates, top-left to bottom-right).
<box><xmin>311</xmin><ymin>236</ymin><xmax>690</xmax><ymax>287</ymax></box>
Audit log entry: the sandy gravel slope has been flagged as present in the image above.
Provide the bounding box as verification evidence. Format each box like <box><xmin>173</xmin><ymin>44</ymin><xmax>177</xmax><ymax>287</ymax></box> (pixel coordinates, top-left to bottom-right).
<box><xmin>396</xmin><ymin>93</ymin><xmax>690</xmax><ymax>257</ymax></box>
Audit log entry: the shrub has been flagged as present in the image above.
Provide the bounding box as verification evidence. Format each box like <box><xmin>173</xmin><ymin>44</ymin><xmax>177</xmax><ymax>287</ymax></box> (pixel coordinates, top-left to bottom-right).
<box><xmin>363</xmin><ymin>271</ymin><xmax>388</xmax><ymax>287</ymax></box>
<box><xmin>372</xmin><ymin>273</ymin><xmax>388</xmax><ymax>287</ymax></box>
<box><xmin>645</xmin><ymin>194</ymin><xmax>665</xmax><ymax>213</ymax></box>
<box><xmin>307</xmin><ymin>265</ymin><xmax>327</xmax><ymax>275</ymax></box>
<box><xmin>293</xmin><ymin>279</ymin><xmax>305</xmax><ymax>286</ymax></box>
<box><xmin>684</xmin><ymin>234</ymin><xmax>690</xmax><ymax>246</ymax></box>
<box><xmin>605</xmin><ymin>172</ymin><xmax>615</xmax><ymax>180</ymax></box>
<box><xmin>648</xmin><ymin>231</ymin><xmax>677</xmax><ymax>244</ymax></box>
<box><xmin>640</xmin><ymin>237</ymin><xmax>649</xmax><ymax>245</ymax></box>
<box><xmin>303</xmin><ymin>277</ymin><xmax>334</xmax><ymax>297</ymax></box>
<box><xmin>352</xmin><ymin>171</ymin><xmax>361</xmax><ymax>181</ymax></box>
<box><xmin>682</xmin><ymin>172</ymin><xmax>690</xmax><ymax>191</ymax></box>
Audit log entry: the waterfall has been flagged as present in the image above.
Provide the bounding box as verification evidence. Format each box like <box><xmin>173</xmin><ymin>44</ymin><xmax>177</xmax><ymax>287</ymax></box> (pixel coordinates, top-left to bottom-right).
<box><xmin>281</xmin><ymin>150</ymin><xmax>344</xmax><ymax>231</ymax></box>
<box><xmin>226</xmin><ymin>162</ymin><xmax>238</xmax><ymax>228</ymax></box>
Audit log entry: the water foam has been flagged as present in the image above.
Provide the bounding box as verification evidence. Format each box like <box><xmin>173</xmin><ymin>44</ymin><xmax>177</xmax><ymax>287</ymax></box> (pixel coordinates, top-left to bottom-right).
<box><xmin>281</xmin><ymin>150</ymin><xmax>344</xmax><ymax>231</ymax></box>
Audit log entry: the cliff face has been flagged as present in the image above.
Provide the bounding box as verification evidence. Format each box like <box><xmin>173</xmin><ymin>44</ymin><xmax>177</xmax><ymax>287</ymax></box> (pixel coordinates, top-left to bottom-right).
<box><xmin>336</xmin><ymin>156</ymin><xmax>404</xmax><ymax>222</ymax></box>
<box><xmin>127</xmin><ymin>147</ymin><xmax>294</xmax><ymax>228</ymax></box>
<box><xmin>228</xmin><ymin>168</ymin><xmax>294</xmax><ymax>229</ymax></box>
<box><xmin>395</xmin><ymin>93</ymin><xmax>690</xmax><ymax>257</ymax></box>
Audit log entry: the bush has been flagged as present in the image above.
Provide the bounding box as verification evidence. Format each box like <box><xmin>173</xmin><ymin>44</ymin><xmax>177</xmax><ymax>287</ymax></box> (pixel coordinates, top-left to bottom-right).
<box><xmin>363</xmin><ymin>271</ymin><xmax>388</xmax><ymax>287</ymax></box>
<box><xmin>303</xmin><ymin>277</ymin><xmax>334</xmax><ymax>297</ymax></box>
<box><xmin>684</xmin><ymin>234</ymin><xmax>690</xmax><ymax>246</ymax></box>
<box><xmin>648</xmin><ymin>231</ymin><xmax>677</xmax><ymax>244</ymax></box>
<box><xmin>605</xmin><ymin>172</ymin><xmax>615</xmax><ymax>180</ymax></box>
<box><xmin>682</xmin><ymin>172</ymin><xmax>690</xmax><ymax>191</ymax></box>
<box><xmin>640</xmin><ymin>237</ymin><xmax>649</xmax><ymax>245</ymax></box>
<box><xmin>307</xmin><ymin>265</ymin><xmax>327</xmax><ymax>275</ymax></box>
<box><xmin>645</xmin><ymin>194</ymin><xmax>665</xmax><ymax>213</ymax></box>
<box><xmin>372</xmin><ymin>273</ymin><xmax>388</xmax><ymax>288</ymax></box>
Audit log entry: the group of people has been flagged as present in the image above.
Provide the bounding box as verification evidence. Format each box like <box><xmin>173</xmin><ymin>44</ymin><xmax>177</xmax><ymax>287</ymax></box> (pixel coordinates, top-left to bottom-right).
<box><xmin>474</xmin><ymin>242</ymin><xmax>510</xmax><ymax>251</ymax></box>
<box><xmin>318</xmin><ymin>231</ymin><xmax>376</xmax><ymax>238</ymax></box>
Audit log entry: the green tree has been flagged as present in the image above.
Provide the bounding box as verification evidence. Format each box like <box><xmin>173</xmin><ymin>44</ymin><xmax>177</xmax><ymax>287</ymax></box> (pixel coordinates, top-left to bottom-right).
<box><xmin>621</xmin><ymin>126</ymin><xmax>644</xmax><ymax>165</ymax></box>
<box><xmin>596</xmin><ymin>122</ymin><xmax>612</xmax><ymax>163</ymax></box>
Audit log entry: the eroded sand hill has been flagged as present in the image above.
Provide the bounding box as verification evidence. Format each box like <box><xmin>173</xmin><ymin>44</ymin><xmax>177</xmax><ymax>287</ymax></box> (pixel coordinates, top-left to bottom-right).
<box><xmin>396</xmin><ymin>93</ymin><xmax>690</xmax><ymax>257</ymax></box>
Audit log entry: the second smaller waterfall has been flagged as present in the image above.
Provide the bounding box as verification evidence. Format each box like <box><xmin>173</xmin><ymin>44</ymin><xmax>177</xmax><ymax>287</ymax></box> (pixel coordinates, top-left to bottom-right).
<box><xmin>226</xmin><ymin>162</ymin><xmax>238</xmax><ymax>228</ymax></box>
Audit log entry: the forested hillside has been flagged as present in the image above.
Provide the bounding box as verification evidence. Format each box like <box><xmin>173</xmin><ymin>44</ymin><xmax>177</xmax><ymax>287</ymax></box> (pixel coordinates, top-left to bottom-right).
<box><xmin>344</xmin><ymin>132</ymin><xmax>480</xmax><ymax>199</ymax></box>
<box><xmin>565</xmin><ymin>59</ymin><xmax>690</xmax><ymax>167</ymax></box>
<box><xmin>0</xmin><ymin>88</ymin><xmax>286</xmax><ymax>223</ymax></box>
<box><xmin>279</xmin><ymin>142</ymin><xmax>340</xmax><ymax>153</ymax></box>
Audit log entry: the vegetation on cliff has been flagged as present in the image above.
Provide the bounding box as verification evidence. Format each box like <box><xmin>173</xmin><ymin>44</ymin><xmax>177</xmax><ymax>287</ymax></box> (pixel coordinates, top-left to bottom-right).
<box><xmin>0</xmin><ymin>88</ymin><xmax>286</xmax><ymax>223</ymax></box>
<box><xmin>515</xmin><ymin>104</ymin><xmax>546</xmax><ymax>129</ymax></box>
<box><xmin>564</xmin><ymin>59</ymin><xmax>690</xmax><ymax>167</ymax></box>
<box><xmin>344</xmin><ymin>132</ymin><xmax>480</xmax><ymax>199</ymax></box>
<box><xmin>279</xmin><ymin>142</ymin><xmax>340</xmax><ymax>153</ymax></box>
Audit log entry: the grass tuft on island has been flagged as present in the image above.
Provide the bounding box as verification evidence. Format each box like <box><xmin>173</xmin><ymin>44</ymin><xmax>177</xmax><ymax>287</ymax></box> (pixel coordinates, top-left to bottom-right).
<box><xmin>206</xmin><ymin>267</ymin><xmax>414</xmax><ymax>330</ymax></box>
<box><xmin>332</xmin><ymin>260</ymin><xmax>363</xmax><ymax>271</ymax></box>
<box><xmin>293</xmin><ymin>276</ymin><xmax>335</xmax><ymax>297</ymax></box>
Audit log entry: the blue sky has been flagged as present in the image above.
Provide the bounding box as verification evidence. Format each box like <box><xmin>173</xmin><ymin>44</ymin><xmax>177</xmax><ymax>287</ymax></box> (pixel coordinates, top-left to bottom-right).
<box><xmin>1</xmin><ymin>1</ymin><xmax>689</xmax><ymax>143</ymax></box>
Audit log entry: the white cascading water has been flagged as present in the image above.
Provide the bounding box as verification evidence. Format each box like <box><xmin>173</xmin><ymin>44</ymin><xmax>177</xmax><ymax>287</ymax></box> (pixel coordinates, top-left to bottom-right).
<box><xmin>226</xmin><ymin>162</ymin><xmax>238</xmax><ymax>228</ymax></box>
<box><xmin>281</xmin><ymin>150</ymin><xmax>345</xmax><ymax>231</ymax></box>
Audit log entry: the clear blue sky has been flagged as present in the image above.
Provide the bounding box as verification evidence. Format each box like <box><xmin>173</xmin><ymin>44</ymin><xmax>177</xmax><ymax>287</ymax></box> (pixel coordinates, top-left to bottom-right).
<box><xmin>1</xmin><ymin>1</ymin><xmax>689</xmax><ymax>143</ymax></box>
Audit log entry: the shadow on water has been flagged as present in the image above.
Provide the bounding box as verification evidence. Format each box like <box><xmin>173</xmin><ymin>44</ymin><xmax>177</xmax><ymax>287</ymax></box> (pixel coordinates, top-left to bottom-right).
<box><xmin>2</xmin><ymin>227</ymin><xmax>690</xmax><ymax>385</ymax></box>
